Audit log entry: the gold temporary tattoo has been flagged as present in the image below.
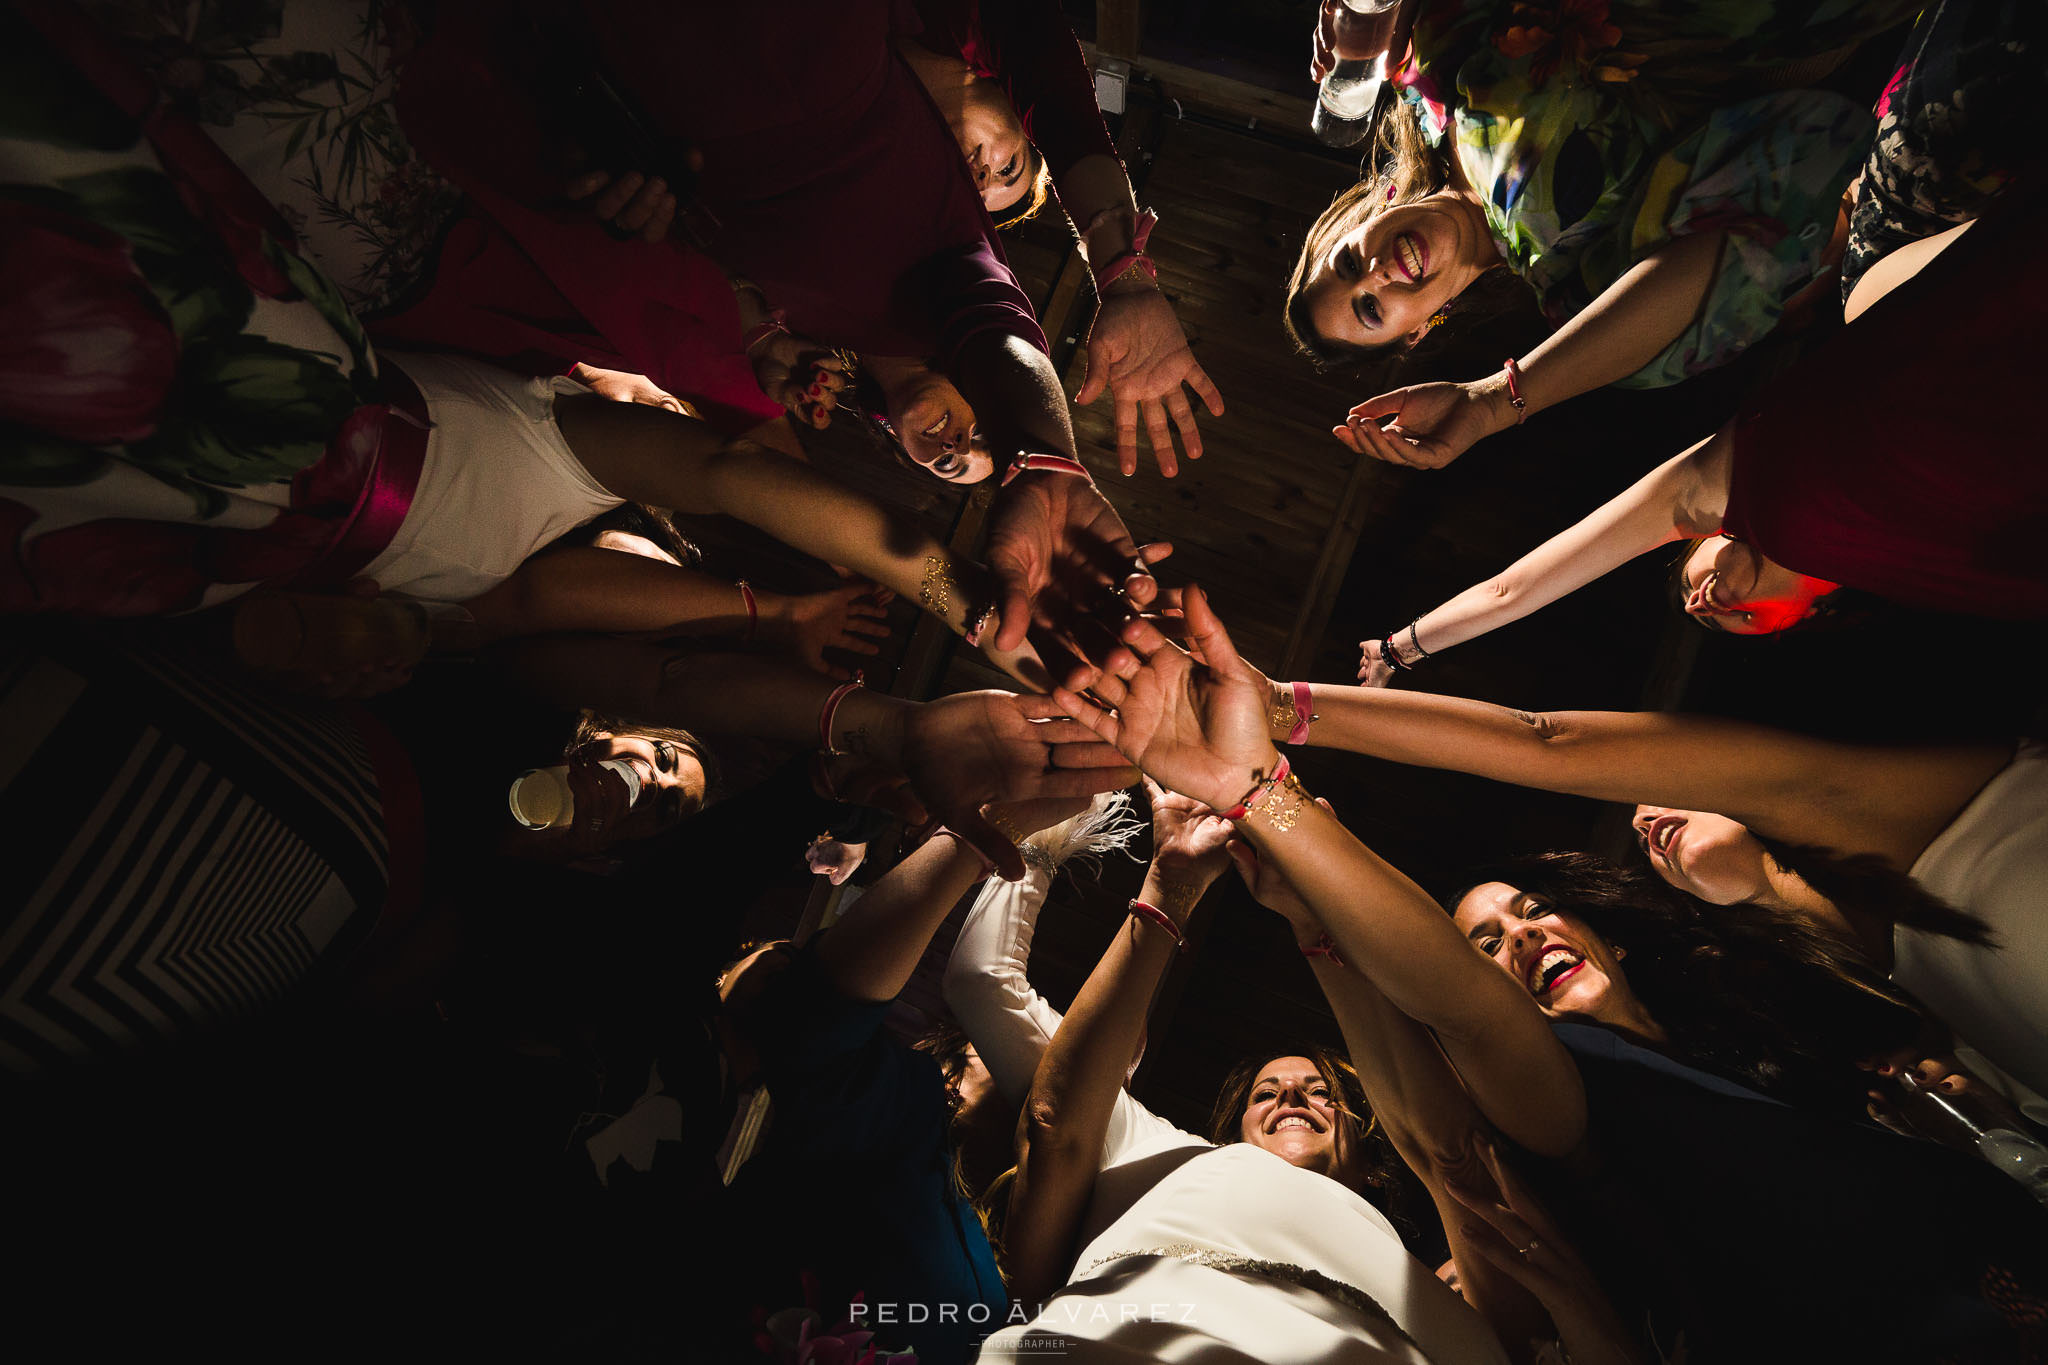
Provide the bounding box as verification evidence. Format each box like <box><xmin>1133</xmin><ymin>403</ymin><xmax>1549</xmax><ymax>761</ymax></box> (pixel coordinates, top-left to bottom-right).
<box><xmin>1268</xmin><ymin>687</ymin><xmax>1296</xmax><ymax>734</ymax></box>
<box><xmin>1252</xmin><ymin>772</ymin><xmax>1310</xmax><ymax>833</ymax></box>
<box><xmin>1155</xmin><ymin>879</ymin><xmax>1204</xmax><ymax>920</ymax></box>
<box><xmin>919</xmin><ymin>555</ymin><xmax>959</xmax><ymax>619</ymax></box>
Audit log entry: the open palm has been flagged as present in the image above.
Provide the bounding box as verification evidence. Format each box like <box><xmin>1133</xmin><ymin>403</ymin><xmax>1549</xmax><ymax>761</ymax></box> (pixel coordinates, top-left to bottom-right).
<box><xmin>1046</xmin><ymin>584</ymin><xmax>1276</xmax><ymax>811</ymax></box>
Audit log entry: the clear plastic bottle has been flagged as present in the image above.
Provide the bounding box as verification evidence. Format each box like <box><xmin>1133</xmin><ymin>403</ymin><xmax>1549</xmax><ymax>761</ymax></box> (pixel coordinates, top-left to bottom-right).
<box><xmin>1896</xmin><ymin>1068</ymin><xmax>2048</xmax><ymax>1207</ymax></box>
<box><xmin>1312</xmin><ymin>0</ymin><xmax>1399</xmax><ymax>147</ymax></box>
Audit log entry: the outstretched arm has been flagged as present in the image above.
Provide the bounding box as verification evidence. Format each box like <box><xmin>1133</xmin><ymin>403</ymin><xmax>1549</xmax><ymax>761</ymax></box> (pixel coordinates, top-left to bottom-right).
<box><xmin>1361</xmin><ymin>430</ymin><xmax>1730</xmax><ymax>681</ymax></box>
<box><xmin>1281</xmin><ymin>678</ymin><xmax>2007</xmax><ymax>871</ymax></box>
<box><xmin>1043</xmin><ymin>586</ymin><xmax>1588</xmax><ymax>1156</ymax></box>
<box><xmin>815</xmin><ymin>828</ymin><xmax>995</xmax><ymax>1002</ymax></box>
<box><xmin>1343</xmin><ymin>231</ymin><xmax>1728</xmax><ymax>469</ymax></box>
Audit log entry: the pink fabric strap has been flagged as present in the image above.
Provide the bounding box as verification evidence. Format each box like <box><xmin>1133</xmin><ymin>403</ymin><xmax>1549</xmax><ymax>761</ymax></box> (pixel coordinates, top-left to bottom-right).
<box><xmin>817</xmin><ymin>681</ymin><xmax>862</xmax><ymax>754</ymax></box>
<box><xmin>1223</xmin><ymin>754</ymin><xmax>1292</xmax><ymax>822</ymax></box>
<box><xmin>290</xmin><ymin>360</ymin><xmax>432</xmax><ymax>589</ymax></box>
<box><xmin>1001</xmin><ymin>452</ymin><xmax>1093</xmax><ymax>487</ymax></box>
<box><xmin>1127</xmin><ymin>898</ymin><xmax>1186</xmax><ymax>952</ymax></box>
<box><xmin>1286</xmin><ymin>680</ymin><xmax>1316</xmax><ymax>746</ymax></box>
<box><xmin>1090</xmin><ymin>209</ymin><xmax>1160</xmax><ymax>291</ymax></box>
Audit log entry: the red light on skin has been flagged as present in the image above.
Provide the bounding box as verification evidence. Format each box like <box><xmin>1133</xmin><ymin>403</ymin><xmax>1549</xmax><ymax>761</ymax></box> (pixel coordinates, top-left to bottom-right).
<box><xmin>1682</xmin><ymin>534</ymin><xmax>1839</xmax><ymax>634</ymax></box>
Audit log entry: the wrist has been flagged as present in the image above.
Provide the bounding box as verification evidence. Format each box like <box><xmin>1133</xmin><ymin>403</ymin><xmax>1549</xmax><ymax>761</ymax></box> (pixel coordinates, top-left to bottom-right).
<box><xmin>1471</xmin><ymin>370</ymin><xmax>1521</xmax><ymax>435</ymax></box>
<box><xmin>752</xmin><ymin>585</ymin><xmax>787</xmax><ymax>642</ymax></box>
<box><xmin>832</xmin><ymin>687</ymin><xmax>907</xmax><ymax>763</ymax></box>
<box><xmin>1208</xmin><ymin>748</ymin><xmax>1286</xmax><ymax>817</ymax></box>
<box><xmin>1099</xmin><ymin>268</ymin><xmax>1161</xmax><ymax>299</ymax></box>
<box><xmin>1143</xmin><ymin>862</ymin><xmax>1219</xmax><ymax>920</ymax></box>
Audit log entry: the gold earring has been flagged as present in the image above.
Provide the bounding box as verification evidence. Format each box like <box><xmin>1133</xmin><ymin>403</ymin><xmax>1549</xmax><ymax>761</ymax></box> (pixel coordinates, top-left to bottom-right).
<box><xmin>1424</xmin><ymin>308</ymin><xmax>1450</xmax><ymax>332</ymax></box>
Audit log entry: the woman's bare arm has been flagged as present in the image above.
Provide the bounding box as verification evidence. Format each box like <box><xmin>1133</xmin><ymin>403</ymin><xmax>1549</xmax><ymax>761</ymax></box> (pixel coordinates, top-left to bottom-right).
<box><xmin>1289</xmin><ymin>684</ymin><xmax>2007</xmax><ymax>869</ymax></box>
<box><xmin>1004</xmin><ymin>895</ymin><xmax>1188</xmax><ymax>1304</ymax></box>
<box><xmin>1375</xmin><ymin>431</ymin><xmax>1729</xmax><ymax>672</ymax></box>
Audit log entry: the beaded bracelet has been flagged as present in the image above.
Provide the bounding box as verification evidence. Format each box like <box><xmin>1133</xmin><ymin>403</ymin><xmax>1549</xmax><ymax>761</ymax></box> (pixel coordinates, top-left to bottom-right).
<box><xmin>1127</xmin><ymin>898</ymin><xmax>1186</xmax><ymax>952</ymax></box>
<box><xmin>817</xmin><ymin>680</ymin><xmax>862</xmax><ymax>755</ymax></box>
<box><xmin>1379</xmin><ymin>634</ymin><xmax>1412</xmax><ymax>673</ymax></box>
<box><xmin>1406</xmin><ymin>620</ymin><xmax>1432</xmax><ymax>660</ymax></box>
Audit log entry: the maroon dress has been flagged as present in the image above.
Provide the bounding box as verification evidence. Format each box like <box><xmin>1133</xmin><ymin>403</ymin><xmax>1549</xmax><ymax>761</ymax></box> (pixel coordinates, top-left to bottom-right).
<box><xmin>1722</xmin><ymin>175</ymin><xmax>2048</xmax><ymax>619</ymax></box>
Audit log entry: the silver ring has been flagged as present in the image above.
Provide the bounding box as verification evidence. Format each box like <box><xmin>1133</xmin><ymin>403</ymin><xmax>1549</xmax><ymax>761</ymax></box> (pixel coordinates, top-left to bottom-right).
<box><xmin>1519</xmin><ymin>1240</ymin><xmax>1541</xmax><ymax>1257</ymax></box>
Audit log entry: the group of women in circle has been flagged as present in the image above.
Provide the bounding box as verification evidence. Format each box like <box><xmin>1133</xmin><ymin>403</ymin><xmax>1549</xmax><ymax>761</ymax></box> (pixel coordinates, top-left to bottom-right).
<box><xmin>6</xmin><ymin>0</ymin><xmax>2048</xmax><ymax>1360</ymax></box>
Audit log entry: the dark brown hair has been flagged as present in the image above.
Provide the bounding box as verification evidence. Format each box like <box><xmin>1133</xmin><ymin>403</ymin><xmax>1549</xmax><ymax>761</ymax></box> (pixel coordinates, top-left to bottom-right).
<box><xmin>567</xmin><ymin>710</ymin><xmax>722</xmax><ymax>809</ymax></box>
<box><xmin>1206</xmin><ymin>1047</ymin><xmax>1400</xmax><ymax>1202</ymax></box>
<box><xmin>1456</xmin><ymin>852</ymin><xmax>1925</xmax><ymax>1114</ymax></box>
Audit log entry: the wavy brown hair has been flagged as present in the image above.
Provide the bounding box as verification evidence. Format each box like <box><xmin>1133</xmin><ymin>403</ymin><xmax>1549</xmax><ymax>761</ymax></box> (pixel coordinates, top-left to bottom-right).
<box><xmin>1454</xmin><ymin>852</ymin><xmax>1926</xmax><ymax>1115</ymax></box>
<box><xmin>1283</xmin><ymin>99</ymin><xmax>1543</xmax><ymax>387</ymax></box>
<box><xmin>1206</xmin><ymin>1047</ymin><xmax>1401</xmax><ymax>1204</ymax></box>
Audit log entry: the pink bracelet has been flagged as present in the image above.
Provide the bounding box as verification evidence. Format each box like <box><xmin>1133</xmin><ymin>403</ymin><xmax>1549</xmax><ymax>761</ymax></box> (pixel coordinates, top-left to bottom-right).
<box><xmin>932</xmin><ymin>827</ymin><xmax>996</xmax><ymax>876</ymax></box>
<box><xmin>817</xmin><ymin>680</ymin><xmax>862</xmax><ymax>755</ymax></box>
<box><xmin>1301</xmin><ymin>932</ymin><xmax>1344</xmax><ymax>968</ymax></box>
<box><xmin>1090</xmin><ymin>209</ymin><xmax>1160</xmax><ymax>292</ymax></box>
<box><xmin>737</xmin><ymin>580</ymin><xmax>758</xmax><ymax>640</ymax></box>
<box><xmin>742</xmin><ymin>310</ymin><xmax>789</xmax><ymax>356</ymax></box>
<box><xmin>1222</xmin><ymin>754</ymin><xmax>1291</xmax><ymax>821</ymax></box>
<box><xmin>1286</xmin><ymin>680</ymin><xmax>1316</xmax><ymax>747</ymax></box>
<box><xmin>1127</xmin><ymin>898</ymin><xmax>1186</xmax><ymax>952</ymax></box>
<box><xmin>1501</xmin><ymin>357</ymin><xmax>1529</xmax><ymax>424</ymax></box>
<box><xmin>1000</xmin><ymin>451</ymin><xmax>1094</xmax><ymax>488</ymax></box>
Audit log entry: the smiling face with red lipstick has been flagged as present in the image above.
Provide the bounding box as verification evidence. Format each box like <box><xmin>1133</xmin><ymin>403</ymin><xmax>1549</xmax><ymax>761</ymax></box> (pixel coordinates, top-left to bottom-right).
<box><xmin>1632</xmin><ymin>806</ymin><xmax>1773</xmax><ymax>905</ymax></box>
<box><xmin>1454</xmin><ymin>882</ymin><xmax>1665</xmax><ymax>1043</ymax></box>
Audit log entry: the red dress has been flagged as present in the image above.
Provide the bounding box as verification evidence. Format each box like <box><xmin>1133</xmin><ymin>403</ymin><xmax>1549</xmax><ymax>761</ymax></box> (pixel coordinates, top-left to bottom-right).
<box><xmin>1722</xmin><ymin>175</ymin><xmax>2048</xmax><ymax>619</ymax></box>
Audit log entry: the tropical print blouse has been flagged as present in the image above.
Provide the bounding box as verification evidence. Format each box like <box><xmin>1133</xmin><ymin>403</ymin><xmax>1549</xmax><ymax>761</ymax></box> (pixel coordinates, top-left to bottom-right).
<box><xmin>1397</xmin><ymin>0</ymin><xmax>1917</xmax><ymax>387</ymax></box>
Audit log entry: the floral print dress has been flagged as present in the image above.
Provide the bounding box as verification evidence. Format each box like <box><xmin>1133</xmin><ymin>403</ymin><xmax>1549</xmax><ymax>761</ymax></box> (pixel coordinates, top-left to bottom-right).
<box><xmin>1</xmin><ymin>4</ymin><xmax>416</xmax><ymax>615</ymax></box>
<box><xmin>1398</xmin><ymin>0</ymin><xmax>1921</xmax><ymax>387</ymax></box>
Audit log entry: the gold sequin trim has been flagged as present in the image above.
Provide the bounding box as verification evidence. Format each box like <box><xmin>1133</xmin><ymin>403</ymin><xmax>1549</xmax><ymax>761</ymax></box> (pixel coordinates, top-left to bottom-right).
<box><xmin>1078</xmin><ymin>1244</ymin><xmax>1428</xmax><ymax>1357</ymax></box>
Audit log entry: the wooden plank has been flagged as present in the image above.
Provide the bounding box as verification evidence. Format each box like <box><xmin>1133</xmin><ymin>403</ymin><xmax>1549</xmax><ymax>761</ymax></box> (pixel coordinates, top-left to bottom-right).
<box><xmin>1095</xmin><ymin>0</ymin><xmax>1142</xmax><ymax>60</ymax></box>
<box><xmin>1083</xmin><ymin>41</ymin><xmax>1315</xmax><ymax>132</ymax></box>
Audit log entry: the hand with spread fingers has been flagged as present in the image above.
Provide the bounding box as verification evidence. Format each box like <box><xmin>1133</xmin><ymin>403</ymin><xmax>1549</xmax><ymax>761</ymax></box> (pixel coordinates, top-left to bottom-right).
<box><xmin>750</xmin><ymin>336</ymin><xmax>849</xmax><ymax>430</ymax></box>
<box><xmin>1076</xmin><ymin>283</ymin><xmax>1225</xmax><ymax>478</ymax></box>
<box><xmin>985</xmin><ymin>479</ymin><xmax>1163</xmax><ymax>654</ymax></box>
<box><xmin>765</xmin><ymin>581</ymin><xmax>893</xmax><ymax>677</ymax></box>
<box><xmin>1041</xmin><ymin>582</ymin><xmax>1276</xmax><ymax>812</ymax></box>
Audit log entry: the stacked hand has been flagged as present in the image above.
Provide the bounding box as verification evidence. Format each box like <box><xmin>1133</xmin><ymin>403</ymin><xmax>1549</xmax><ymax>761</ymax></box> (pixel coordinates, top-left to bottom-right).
<box><xmin>1031</xmin><ymin>582</ymin><xmax>1276</xmax><ymax>812</ymax></box>
<box><xmin>986</xmin><ymin>477</ymin><xmax>1162</xmax><ymax>655</ymax></box>
<box><xmin>1077</xmin><ymin>283</ymin><xmax>1224</xmax><ymax>478</ymax></box>
<box><xmin>566</xmin><ymin>167</ymin><xmax>687</xmax><ymax>244</ymax></box>
<box><xmin>766</xmin><ymin>581</ymin><xmax>892</xmax><ymax>677</ymax></box>
<box><xmin>1336</xmin><ymin>379</ymin><xmax>1512</xmax><ymax>469</ymax></box>
<box><xmin>1145</xmin><ymin>778</ymin><xmax>1235</xmax><ymax>879</ymax></box>
<box><xmin>1356</xmin><ymin>638</ymin><xmax>1397</xmax><ymax>686</ymax></box>
<box><xmin>897</xmin><ymin>691</ymin><xmax>1137</xmax><ymax>880</ymax></box>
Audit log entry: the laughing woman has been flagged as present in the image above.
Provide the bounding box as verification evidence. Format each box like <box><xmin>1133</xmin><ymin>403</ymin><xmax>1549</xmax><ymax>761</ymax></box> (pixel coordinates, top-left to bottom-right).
<box><xmin>1293</xmin><ymin>0</ymin><xmax>1919</xmax><ymax>469</ymax></box>
<box><xmin>1046</xmin><ymin>586</ymin><xmax>2048</xmax><ymax>1362</ymax></box>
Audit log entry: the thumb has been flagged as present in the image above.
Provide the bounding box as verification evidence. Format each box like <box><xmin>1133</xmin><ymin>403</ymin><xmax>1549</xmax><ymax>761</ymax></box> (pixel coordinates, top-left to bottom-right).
<box><xmin>1075</xmin><ymin>342</ymin><xmax>1106</xmax><ymax>406</ymax></box>
<box><xmin>992</xmin><ymin>573</ymin><xmax>1034</xmax><ymax>653</ymax></box>
<box><xmin>1347</xmin><ymin>387</ymin><xmax>1411</xmax><ymax>423</ymax></box>
<box><xmin>1182</xmin><ymin>583</ymin><xmax>1251</xmax><ymax>681</ymax></box>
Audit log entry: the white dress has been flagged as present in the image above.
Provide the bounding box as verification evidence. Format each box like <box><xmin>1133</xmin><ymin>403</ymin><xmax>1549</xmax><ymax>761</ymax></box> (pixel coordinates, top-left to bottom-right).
<box><xmin>1900</xmin><ymin>742</ymin><xmax>2048</xmax><ymax>1123</ymax></box>
<box><xmin>948</xmin><ymin>874</ymin><xmax>1509</xmax><ymax>1365</ymax></box>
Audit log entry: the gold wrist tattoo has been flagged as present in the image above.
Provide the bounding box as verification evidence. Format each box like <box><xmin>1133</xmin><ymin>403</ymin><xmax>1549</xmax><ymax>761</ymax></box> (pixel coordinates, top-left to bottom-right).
<box><xmin>918</xmin><ymin>555</ymin><xmax>958</xmax><ymax>619</ymax></box>
<box><xmin>1153</xmin><ymin>878</ymin><xmax>1205</xmax><ymax>921</ymax></box>
<box><xmin>1250</xmin><ymin>771</ymin><xmax>1311</xmax><ymax>833</ymax></box>
<box><xmin>1268</xmin><ymin>686</ymin><xmax>1296</xmax><ymax>735</ymax></box>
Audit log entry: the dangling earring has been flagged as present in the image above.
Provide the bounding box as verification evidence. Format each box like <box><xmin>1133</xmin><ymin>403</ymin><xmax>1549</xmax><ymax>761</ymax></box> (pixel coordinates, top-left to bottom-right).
<box><xmin>1385</xmin><ymin>181</ymin><xmax>1397</xmax><ymax>203</ymax></box>
<box><xmin>1424</xmin><ymin>307</ymin><xmax>1450</xmax><ymax>332</ymax></box>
